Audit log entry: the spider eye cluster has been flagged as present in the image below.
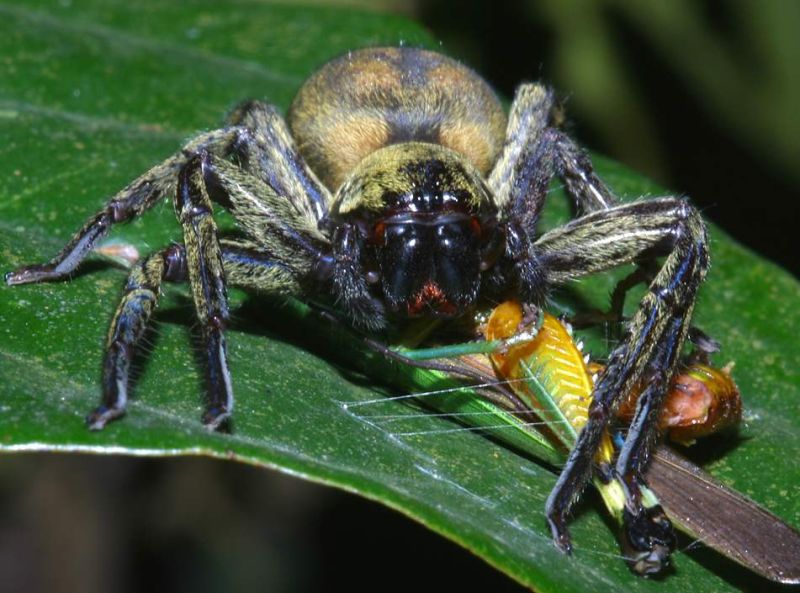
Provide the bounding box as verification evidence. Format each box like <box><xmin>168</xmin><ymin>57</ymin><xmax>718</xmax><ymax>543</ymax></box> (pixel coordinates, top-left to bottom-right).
<box><xmin>388</xmin><ymin>188</ymin><xmax>467</xmax><ymax>211</ymax></box>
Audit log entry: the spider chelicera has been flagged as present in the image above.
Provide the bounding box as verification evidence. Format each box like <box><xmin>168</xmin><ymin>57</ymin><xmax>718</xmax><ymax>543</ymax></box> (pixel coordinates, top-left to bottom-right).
<box><xmin>5</xmin><ymin>46</ymin><xmax>708</xmax><ymax>563</ymax></box>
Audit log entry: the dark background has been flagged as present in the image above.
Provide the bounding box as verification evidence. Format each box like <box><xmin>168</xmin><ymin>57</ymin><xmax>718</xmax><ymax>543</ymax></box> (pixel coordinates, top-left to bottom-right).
<box><xmin>2</xmin><ymin>2</ymin><xmax>798</xmax><ymax>592</ymax></box>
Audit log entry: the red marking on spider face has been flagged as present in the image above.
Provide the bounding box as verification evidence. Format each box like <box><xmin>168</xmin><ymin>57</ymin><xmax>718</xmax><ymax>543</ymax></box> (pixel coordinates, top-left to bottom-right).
<box><xmin>407</xmin><ymin>280</ymin><xmax>457</xmax><ymax>317</ymax></box>
<box><xmin>469</xmin><ymin>216</ymin><xmax>482</xmax><ymax>237</ymax></box>
<box><xmin>371</xmin><ymin>222</ymin><xmax>386</xmax><ymax>245</ymax></box>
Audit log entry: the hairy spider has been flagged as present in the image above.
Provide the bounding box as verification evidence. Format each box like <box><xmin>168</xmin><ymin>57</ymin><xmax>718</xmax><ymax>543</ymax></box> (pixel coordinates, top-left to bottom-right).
<box><xmin>5</xmin><ymin>47</ymin><xmax>708</xmax><ymax>560</ymax></box>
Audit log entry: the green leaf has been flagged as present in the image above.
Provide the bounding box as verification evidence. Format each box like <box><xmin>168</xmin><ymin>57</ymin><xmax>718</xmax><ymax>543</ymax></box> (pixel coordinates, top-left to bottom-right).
<box><xmin>1</xmin><ymin>2</ymin><xmax>798</xmax><ymax>591</ymax></box>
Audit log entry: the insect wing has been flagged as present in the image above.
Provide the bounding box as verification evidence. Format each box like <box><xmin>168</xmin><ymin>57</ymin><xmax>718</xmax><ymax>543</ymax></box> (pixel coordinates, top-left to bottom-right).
<box><xmin>648</xmin><ymin>447</ymin><xmax>800</xmax><ymax>584</ymax></box>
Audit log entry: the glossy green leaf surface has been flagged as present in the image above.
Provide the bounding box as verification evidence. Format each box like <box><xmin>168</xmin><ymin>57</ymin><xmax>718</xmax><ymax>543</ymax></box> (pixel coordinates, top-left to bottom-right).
<box><xmin>1</xmin><ymin>2</ymin><xmax>798</xmax><ymax>591</ymax></box>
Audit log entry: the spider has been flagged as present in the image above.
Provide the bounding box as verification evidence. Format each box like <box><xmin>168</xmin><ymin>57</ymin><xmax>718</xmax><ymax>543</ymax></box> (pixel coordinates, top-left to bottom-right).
<box><xmin>5</xmin><ymin>46</ymin><xmax>708</xmax><ymax>561</ymax></box>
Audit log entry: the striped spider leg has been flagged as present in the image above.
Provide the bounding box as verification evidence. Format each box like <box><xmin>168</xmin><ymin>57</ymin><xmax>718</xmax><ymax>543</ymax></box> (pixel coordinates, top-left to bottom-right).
<box><xmin>6</xmin><ymin>101</ymin><xmax>338</xmax><ymax>430</ymax></box>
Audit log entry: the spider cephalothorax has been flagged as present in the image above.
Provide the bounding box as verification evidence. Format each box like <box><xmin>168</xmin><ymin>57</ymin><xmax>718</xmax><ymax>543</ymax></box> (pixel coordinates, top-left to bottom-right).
<box><xmin>328</xmin><ymin>142</ymin><xmax>502</xmax><ymax>320</ymax></box>
<box><xmin>5</xmin><ymin>46</ymin><xmax>709</xmax><ymax>570</ymax></box>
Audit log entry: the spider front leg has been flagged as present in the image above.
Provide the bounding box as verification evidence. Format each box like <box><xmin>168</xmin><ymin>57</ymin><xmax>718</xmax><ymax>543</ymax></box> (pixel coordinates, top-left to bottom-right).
<box><xmin>173</xmin><ymin>156</ymin><xmax>236</xmax><ymax>429</ymax></box>
<box><xmin>534</xmin><ymin>197</ymin><xmax>709</xmax><ymax>554</ymax></box>
<box><xmin>4</xmin><ymin>129</ymin><xmax>239</xmax><ymax>286</ymax></box>
<box><xmin>87</xmin><ymin>234</ymin><xmax>304</xmax><ymax>430</ymax></box>
<box><xmin>489</xmin><ymin>83</ymin><xmax>618</xmax><ymax>227</ymax></box>
<box><xmin>86</xmin><ymin>244</ymin><xmax>188</xmax><ymax>429</ymax></box>
<box><xmin>88</xmin><ymin>155</ymin><xmax>239</xmax><ymax>430</ymax></box>
<box><xmin>5</xmin><ymin>99</ymin><xmax>330</xmax><ymax>288</ymax></box>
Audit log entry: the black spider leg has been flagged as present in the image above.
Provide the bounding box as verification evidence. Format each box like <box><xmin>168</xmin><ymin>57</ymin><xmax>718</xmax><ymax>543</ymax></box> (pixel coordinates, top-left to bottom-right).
<box><xmin>489</xmin><ymin>83</ymin><xmax>617</xmax><ymax>220</ymax></box>
<box><xmin>534</xmin><ymin>197</ymin><xmax>709</xmax><ymax>554</ymax></box>
<box><xmin>86</xmin><ymin>236</ymin><xmax>301</xmax><ymax>430</ymax></box>
<box><xmin>92</xmin><ymin>152</ymin><xmax>271</xmax><ymax>430</ymax></box>
<box><xmin>486</xmin><ymin>84</ymin><xmax>618</xmax><ymax>301</ymax></box>
<box><xmin>226</xmin><ymin>100</ymin><xmax>329</xmax><ymax>223</ymax></box>
<box><xmin>487</xmin><ymin>85</ymin><xmax>686</xmax><ymax>568</ymax></box>
<box><xmin>177</xmin><ymin>147</ymin><xmax>335</xmax><ymax>429</ymax></box>
<box><xmin>568</xmin><ymin>264</ymin><xmax>657</xmax><ymax>332</ymax></box>
<box><xmin>572</xmin><ymin>260</ymin><xmax>720</xmax><ymax>359</ymax></box>
<box><xmin>227</xmin><ymin>100</ymin><xmax>384</xmax><ymax>326</ymax></box>
<box><xmin>91</xmin><ymin>143</ymin><xmax>329</xmax><ymax>431</ymax></box>
<box><xmin>5</xmin><ymin>129</ymin><xmax>239</xmax><ymax>286</ymax></box>
<box><xmin>86</xmin><ymin>244</ymin><xmax>188</xmax><ymax>430</ymax></box>
<box><xmin>5</xmin><ymin>99</ymin><xmax>332</xmax><ymax>287</ymax></box>
<box><xmin>172</xmin><ymin>157</ymin><xmax>235</xmax><ymax>429</ymax></box>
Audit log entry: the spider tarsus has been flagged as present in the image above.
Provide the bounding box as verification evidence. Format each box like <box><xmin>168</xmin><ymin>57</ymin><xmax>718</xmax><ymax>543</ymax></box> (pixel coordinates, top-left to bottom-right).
<box><xmin>519</xmin><ymin>302</ymin><xmax>540</xmax><ymax>330</ymax></box>
<box><xmin>201</xmin><ymin>407</ymin><xmax>232</xmax><ymax>432</ymax></box>
<box><xmin>626</xmin><ymin>545</ymin><xmax>672</xmax><ymax>578</ymax></box>
<box><xmin>4</xmin><ymin>270</ymin><xmax>19</xmax><ymax>285</ymax></box>
<box><xmin>688</xmin><ymin>326</ymin><xmax>720</xmax><ymax>355</ymax></box>
<box><xmin>5</xmin><ymin>266</ymin><xmax>49</xmax><ymax>286</ymax></box>
<box><xmin>547</xmin><ymin>515</ymin><xmax>573</xmax><ymax>555</ymax></box>
<box><xmin>620</xmin><ymin>504</ymin><xmax>676</xmax><ymax>576</ymax></box>
<box><xmin>85</xmin><ymin>405</ymin><xmax>125</xmax><ymax>431</ymax></box>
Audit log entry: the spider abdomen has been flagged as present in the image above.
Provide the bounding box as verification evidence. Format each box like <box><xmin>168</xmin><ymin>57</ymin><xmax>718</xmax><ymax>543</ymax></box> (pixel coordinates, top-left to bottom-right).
<box><xmin>288</xmin><ymin>46</ymin><xmax>508</xmax><ymax>191</ymax></box>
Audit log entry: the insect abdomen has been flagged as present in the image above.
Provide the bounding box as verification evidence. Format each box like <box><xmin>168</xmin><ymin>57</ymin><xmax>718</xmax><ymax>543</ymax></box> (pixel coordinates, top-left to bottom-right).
<box><xmin>288</xmin><ymin>47</ymin><xmax>507</xmax><ymax>190</ymax></box>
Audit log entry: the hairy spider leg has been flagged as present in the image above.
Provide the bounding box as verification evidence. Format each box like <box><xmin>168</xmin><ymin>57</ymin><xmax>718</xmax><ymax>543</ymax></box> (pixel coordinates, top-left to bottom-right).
<box><xmin>534</xmin><ymin>197</ymin><xmax>709</xmax><ymax>553</ymax></box>
<box><xmin>172</xmin><ymin>157</ymin><xmax>235</xmax><ymax>429</ymax></box>
<box><xmin>5</xmin><ymin>100</ymin><xmax>333</xmax><ymax>287</ymax></box>
<box><xmin>199</xmin><ymin>153</ymin><xmax>331</xmax><ymax>283</ymax></box>
<box><xmin>4</xmin><ymin>129</ymin><xmax>238</xmax><ymax>286</ymax></box>
<box><xmin>198</xmin><ymin>147</ymin><xmax>381</xmax><ymax>329</ymax></box>
<box><xmin>220</xmin><ymin>103</ymin><xmax>385</xmax><ymax>329</ymax></box>
<box><xmin>489</xmin><ymin>83</ymin><xmax>617</xmax><ymax>219</ymax></box>
<box><xmin>95</xmin><ymin>145</ymin><xmax>334</xmax><ymax>430</ymax></box>
<box><xmin>484</xmin><ymin>83</ymin><xmax>694</xmax><ymax>558</ymax></box>
<box><xmin>226</xmin><ymin>100</ymin><xmax>330</xmax><ymax>223</ymax></box>
<box><xmin>10</xmin><ymin>99</ymin><xmax>341</xmax><ymax>429</ymax></box>
<box><xmin>86</xmin><ymin>235</ymin><xmax>301</xmax><ymax>430</ymax></box>
<box><xmin>230</xmin><ymin>102</ymin><xmax>386</xmax><ymax>329</ymax></box>
<box><xmin>86</xmin><ymin>244</ymin><xmax>188</xmax><ymax>429</ymax></box>
<box><xmin>486</xmin><ymin>83</ymin><xmax>619</xmax><ymax>304</ymax></box>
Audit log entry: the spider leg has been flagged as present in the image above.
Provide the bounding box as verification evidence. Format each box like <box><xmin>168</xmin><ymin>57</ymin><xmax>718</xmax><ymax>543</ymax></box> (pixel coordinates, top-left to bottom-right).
<box><xmin>94</xmin><ymin>149</ymin><xmax>318</xmax><ymax>430</ymax></box>
<box><xmin>198</xmin><ymin>152</ymin><xmax>381</xmax><ymax>327</ymax></box>
<box><xmin>220</xmin><ymin>238</ymin><xmax>303</xmax><ymax>295</ymax></box>
<box><xmin>489</xmin><ymin>83</ymin><xmax>617</xmax><ymax>226</ymax></box>
<box><xmin>533</xmin><ymin>197</ymin><xmax>708</xmax><ymax>553</ymax></box>
<box><xmin>576</xmin><ymin>261</ymin><xmax>722</xmax><ymax>362</ymax></box>
<box><xmin>178</xmin><ymin>147</ymin><xmax>341</xmax><ymax>428</ymax></box>
<box><xmin>87</xmin><ymin>238</ymin><xmax>299</xmax><ymax>430</ymax></box>
<box><xmin>212</xmin><ymin>102</ymin><xmax>381</xmax><ymax>328</ymax></box>
<box><xmin>225</xmin><ymin>100</ymin><xmax>330</xmax><ymax>223</ymax></box>
<box><xmin>86</xmin><ymin>244</ymin><xmax>188</xmax><ymax>429</ymax></box>
<box><xmin>200</xmin><ymin>152</ymin><xmax>330</xmax><ymax>280</ymax></box>
<box><xmin>486</xmin><ymin>83</ymin><xmax>620</xmax><ymax>302</ymax></box>
<box><xmin>568</xmin><ymin>264</ymin><xmax>657</xmax><ymax>332</ymax></box>
<box><xmin>5</xmin><ymin>129</ymin><xmax>240</xmax><ymax>286</ymax></box>
<box><xmin>6</xmin><ymin>100</ymin><xmax>332</xmax><ymax>287</ymax></box>
<box><xmin>171</xmin><ymin>155</ymin><xmax>247</xmax><ymax>430</ymax></box>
